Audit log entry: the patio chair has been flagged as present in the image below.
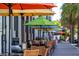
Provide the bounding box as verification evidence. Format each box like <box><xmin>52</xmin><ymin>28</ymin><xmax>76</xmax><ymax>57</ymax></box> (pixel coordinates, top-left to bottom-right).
<box><xmin>37</xmin><ymin>46</ymin><xmax>46</xmax><ymax>56</ymax></box>
<box><xmin>44</xmin><ymin>48</ymin><xmax>49</xmax><ymax>56</ymax></box>
<box><xmin>23</xmin><ymin>49</ymin><xmax>39</xmax><ymax>56</ymax></box>
<box><xmin>31</xmin><ymin>46</ymin><xmax>47</xmax><ymax>56</ymax></box>
<box><xmin>46</xmin><ymin>40</ymin><xmax>56</xmax><ymax>54</ymax></box>
<box><xmin>31</xmin><ymin>46</ymin><xmax>39</xmax><ymax>49</ymax></box>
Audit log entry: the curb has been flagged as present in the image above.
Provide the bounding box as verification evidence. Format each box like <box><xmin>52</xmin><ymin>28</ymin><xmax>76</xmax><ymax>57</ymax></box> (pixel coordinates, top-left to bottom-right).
<box><xmin>71</xmin><ymin>44</ymin><xmax>79</xmax><ymax>49</ymax></box>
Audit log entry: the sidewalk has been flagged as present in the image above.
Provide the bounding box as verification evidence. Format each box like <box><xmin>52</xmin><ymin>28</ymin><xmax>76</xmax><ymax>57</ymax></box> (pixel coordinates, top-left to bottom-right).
<box><xmin>51</xmin><ymin>41</ymin><xmax>79</xmax><ymax>56</ymax></box>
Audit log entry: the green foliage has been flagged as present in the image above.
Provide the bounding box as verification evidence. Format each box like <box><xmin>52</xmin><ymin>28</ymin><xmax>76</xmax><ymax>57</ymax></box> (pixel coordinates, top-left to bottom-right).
<box><xmin>61</xmin><ymin>3</ymin><xmax>79</xmax><ymax>28</ymax></box>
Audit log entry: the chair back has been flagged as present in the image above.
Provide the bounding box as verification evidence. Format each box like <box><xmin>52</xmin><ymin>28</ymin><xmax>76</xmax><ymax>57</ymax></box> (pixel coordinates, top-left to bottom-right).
<box><xmin>38</xmin><ymin>46</ymin><xmax>46</xmax><ymax>56</ymax></box>
<box><xmin>23</xmin><ymin>49</ymin><xmax>39</xmax><ymax>56</ymax></box>
<box><xmin>44</xmin><ymin>48</ymin><xmax>49</xmax><ymax>56</ymax></box>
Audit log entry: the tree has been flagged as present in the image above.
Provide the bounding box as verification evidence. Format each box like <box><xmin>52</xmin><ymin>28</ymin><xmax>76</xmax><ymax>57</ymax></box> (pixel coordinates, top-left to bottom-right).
<box><xmin>61</xmin><ymin>3</ymin><xmax>77</xmax><ymax>43</ymax></box>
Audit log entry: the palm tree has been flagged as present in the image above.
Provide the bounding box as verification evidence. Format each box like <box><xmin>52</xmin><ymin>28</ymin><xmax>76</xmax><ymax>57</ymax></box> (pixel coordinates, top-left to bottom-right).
<box><xmin>61</xmin><ymin>3</ymin><xmax>77</xmax><ymax>43</ymax></box>
<box><xmin>75</xmin><ymin>4</ymin><xmax>79</xmax><ymax>46</ymax></box>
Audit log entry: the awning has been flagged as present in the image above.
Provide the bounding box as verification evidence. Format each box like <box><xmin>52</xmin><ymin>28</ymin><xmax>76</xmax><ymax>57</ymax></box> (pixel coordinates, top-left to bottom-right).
<box><xmin>0</xmin><ymin>9</ymin><xmax>55</xmax><ymax>16</ymax></box>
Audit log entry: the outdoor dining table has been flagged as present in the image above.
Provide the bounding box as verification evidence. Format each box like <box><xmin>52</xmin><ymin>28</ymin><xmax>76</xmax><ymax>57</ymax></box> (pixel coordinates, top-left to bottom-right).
<box><xmin>32</xmin><ymin>42</ymin><xmax>47</xmax><ymax>46</ymax></box>
<box><xmin>32</xmin><ymin>40</ymin><xmax>47</xmax><ymax>46</ymax></box>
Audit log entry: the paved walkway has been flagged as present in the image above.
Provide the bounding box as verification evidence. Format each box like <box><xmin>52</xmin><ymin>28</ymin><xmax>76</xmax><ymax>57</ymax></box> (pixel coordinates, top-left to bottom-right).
<box><xmin>51</xmin><ymin>41</ymin><xmax>79</xmax><ymax>56</ymax></box>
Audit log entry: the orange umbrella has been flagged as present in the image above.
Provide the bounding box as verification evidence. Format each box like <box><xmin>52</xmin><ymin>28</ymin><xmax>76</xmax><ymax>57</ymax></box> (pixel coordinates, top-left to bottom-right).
<box><xmin>0</xmin><ymin>3</ymin><xmax>57</xmax><ymax>16</ymax></box>
<box><xmin>58</xmin><ymin>32</ymin><xmax>65</xmax><ymax>35</ymax></box>
<box><xmin>12</xmin><ymin>3</ymin><xmax>56</xmax><ymax>9</ymax></box>
<box><xmin>0</xmin><ymin>9</ymin><xmax>55</xmax><ymax>16</ymax></box>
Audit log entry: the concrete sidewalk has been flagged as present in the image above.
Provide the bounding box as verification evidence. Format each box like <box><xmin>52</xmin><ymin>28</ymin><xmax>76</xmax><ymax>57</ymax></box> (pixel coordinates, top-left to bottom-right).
<box><xmin>51</xmin><ymin>41</ymin><xmax>79</xmax><ymax>56</ymax></box>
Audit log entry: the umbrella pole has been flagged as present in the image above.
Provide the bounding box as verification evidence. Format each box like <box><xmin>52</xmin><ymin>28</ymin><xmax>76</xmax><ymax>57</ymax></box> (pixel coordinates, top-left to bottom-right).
<box><xmin>33</xmin><ymin>29</ymin><xmax>35</xmax><ymax>40</ymax></box>
<box><xmin>46</xmin><ymin>28</ymin><xmax>50</xmax><ymax>40</ymax></box>
<box><xmin>38</xmin><ymin>30</ymin><xmax>39</xmax><ymax>38</ymax></box>
<box><xmin>25</xmin><ymin>16</ymin><xmax>29</xmax><ymax>48</ymax></box>
<box><xmin>40</xmin><ymin>25</ymin><xmax>41</xmax><ymax>38</ymax></box>
<box><xmin>21</xmin><ymin>16</ymin><xmax>24</xmax><ymax>44</ymax></box>
<box><xmin>5</xmin><ymin>16</ymin><xmax>7</xmax><ymax>55</ymax></box>
<box><xmin>42</xmin><ymin>30</ymin><xmax>44</xmax><ymax>38</ymax></box>
<box><xmin>8</xmin><ymin>14</ymin><xmax>11</xmax><ymax>56</ymax></box>
<box><xmin>1</xmin><ymin>16</ymin><xmax>4</xmax><ymax>55</ymax></box>
<box><xmin>8</xmin><ymin>4</ymin><xmax>12</xmax><ymax>56</ymax></box>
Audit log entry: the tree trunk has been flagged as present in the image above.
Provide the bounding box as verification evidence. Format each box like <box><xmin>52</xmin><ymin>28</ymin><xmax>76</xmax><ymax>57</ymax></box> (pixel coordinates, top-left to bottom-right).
<box><xmin>68</xmin><ymin>11</ymin><xmax>75</xmax><ymax>43</ymax></box>
<box><xmin>77</xmin><ymin>16</ymin><xmax>79</xmax><ymax>46</ymax></box>
<box><xmin>69</xmin><ymin>24</ymin><xmax>74</xmax><ymax>43</ymax></box>
<box><xmin>71</xmin><ymin>24</ymin><xmax>74</xmax><ymax>43</ymax></box>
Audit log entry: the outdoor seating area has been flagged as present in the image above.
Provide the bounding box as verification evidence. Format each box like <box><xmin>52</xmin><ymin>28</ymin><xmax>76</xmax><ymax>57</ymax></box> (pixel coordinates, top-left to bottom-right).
<box><xmin>23</xmin><ymin>38</ymin><xmax>56</xmax><ymax>56</ymax></box>
<box><xmin>0</xmin><ymin>3</ymin><xmax>58</xmax><ymax>56</ymax></box>
<box><xmin>1</xmin><ymin>3</ymin><xmax>79</xmax><ymax>56</ymax></box>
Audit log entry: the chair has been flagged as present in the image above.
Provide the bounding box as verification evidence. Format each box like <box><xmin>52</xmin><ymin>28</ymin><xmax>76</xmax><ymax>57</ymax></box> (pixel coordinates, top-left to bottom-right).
<box><xmin>47</xmin><ymin>41</ymin><xmax>53</xmax><ymax>47</ymax></box>
<box><xmin>44</xmin><ymin>48</ymin><xmax>49</xmax><ymax>56</ymax></box>
<box><xmin>31</xmin><ymin>46</ymin><xmax>39</xmax><ymax>50</ymax></box>
<box><xmin>38</xmin><ymin>46</ymin><xmax>46</xmax><ymax>56</ymax></box>
<box><xmin>47</xmin><ymin>40</ymin><xmax>56</xmax><ymax>47</ymax></box>
<box><xmin>31</xmin><ymin>46</ymin><xmax>46</xmax><ymax>56</ymax></box>
<box><xmin>31</xmin><ymin>46</ymin><xmax>49</xmax><ymax>56</ymax></box>
<box><xmin>23</xmin><ymin>49</ymin><xmax>39</xmax><ymax>56</ymax></box>
<box><xmin>46</xmin><ymin>40</ymin><xmax>56</xmax><ymax>54</ymax></box>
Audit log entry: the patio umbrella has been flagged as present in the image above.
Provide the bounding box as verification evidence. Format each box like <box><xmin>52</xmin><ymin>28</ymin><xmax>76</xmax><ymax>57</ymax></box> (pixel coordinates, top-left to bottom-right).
<box><xmin>0</xmin><ymin>3</ymin><xmax>57</xmax><ymax>55</ymax></box>
<box><xmin>0</xmin><ymin>9</ymin><xmax>55</xmax><ymax>16</ymax></box>
<box><xmin>58</xmin><ymin>32</ymin><xmax>65</xmax><ymax>35</ymax></box>
<box><xmin>24</xmin><ymin>16</ymin><xmax>56</xmax><ymax>26</ymax></box>
<box><xmin>0</xmin><ymin>3</ymin><xmax>56</xmax><ymax>16</ymax></box>
<box><xmin>32</xmin><ymin>26</ymin><xmax>58</xmax><ymax>30</ymax></box>
<box><xmin>32</xmin><ymin>26</ymin><xmax>59</xmax><ymax>40</ymax></box>
<box><xmin>52</xmin><ymin>20</ymin><xmax>61</xmax><ymax>27</ymax></box>
<box><xmin>24</xmin><ymin>16</ymin><xmax>57</xmax><ymax>40</ymax></box>
<box><xmin>25</xmin><ymin>19</ymin><xmax>60</xmax><ymax>35</ymax></box>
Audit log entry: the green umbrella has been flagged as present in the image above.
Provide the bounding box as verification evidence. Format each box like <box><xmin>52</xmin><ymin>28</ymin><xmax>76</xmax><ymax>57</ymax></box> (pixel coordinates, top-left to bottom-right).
<box><xmin>24</xmin><ymin>16</ymin><xmax>56</xmax><ymax>26</ymax></box>
<box><xmin>51</xmin><ymin>20</ymin><xmax>63</xmax><ymax>31</ymax></box>
<box><xmin>52</xmin><ymin>20</ymin><xmax>61</xmax><ymax>27</ymax></box>
<box><xmin>24</xmin><ymin>16</ymin><xmax>57</xmax><ymax>40</ymax></box>
<box><xmin>53</xmin><ymin>28</ymin><xmax>61</xmax><ymax>31</ymax></box>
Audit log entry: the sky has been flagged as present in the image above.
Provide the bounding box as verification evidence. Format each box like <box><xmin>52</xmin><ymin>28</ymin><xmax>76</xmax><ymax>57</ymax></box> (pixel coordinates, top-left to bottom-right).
<box><xmin>51</xmin><ymin>3</ymin><xmax>64</xmax><ymax>21</ymax></box>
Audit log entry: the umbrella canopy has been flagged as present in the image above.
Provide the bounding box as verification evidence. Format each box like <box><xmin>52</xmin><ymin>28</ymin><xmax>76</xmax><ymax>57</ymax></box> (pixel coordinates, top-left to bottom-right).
<box><xmin>24</xmin><ymin>16</ymin><xmax>57</xmax><ymax>26</ymax></box>
<box><xmin>32</xmin><ymin>26</ymin><xmax>58</xmax><ymax>28</ymax></box>
<box><xmin>32</xmin><ymin>26</ymin><xmax>58</xmax><ymax>31</ymax></box>
<box><xmin>32</xmin><ymin>28</ymin><xmax>53</xmax><ymax>31</ymax></box>
<box><xmin>58</xmin><ymin>31</ymin><xmax>65</xmax><ymax>35</ymax></box>
<box><xmin>0</xmin><ymin>3</ymin><xmax>56</xmax><ymax>9</ymax></box>
<box><xmin>52</xmin><ymin>20</ymin><xmax>61</xmax><ymax>27</ymax></box>
<box><xmin>52</xmin><ymin>28</ymin><xmax>61</xmax><ymax>31</ymax></box>
<box><xmin>0</xmin><ymin>3</ymin><xmax>57</xmax><ymax>16</ymax></box>
<box><xmin>0</xmin><ymin>9</ymin><xmax>55</xmax><ymax>16</ymax></box>
<box><xmin>12</xmin><ymin>3</ymin><xmax>57</xmax><ymax>9</ymax></box>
